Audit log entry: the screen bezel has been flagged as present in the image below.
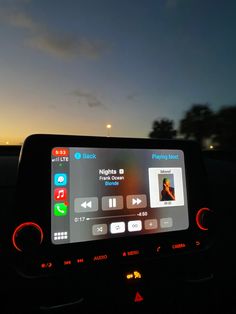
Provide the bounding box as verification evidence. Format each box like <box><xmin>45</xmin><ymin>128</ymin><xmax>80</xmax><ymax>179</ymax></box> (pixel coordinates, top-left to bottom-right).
<box><xmin>51</xmin><ymin>146</ymin><xmax>189</xmax><ymax>245</ymax></box>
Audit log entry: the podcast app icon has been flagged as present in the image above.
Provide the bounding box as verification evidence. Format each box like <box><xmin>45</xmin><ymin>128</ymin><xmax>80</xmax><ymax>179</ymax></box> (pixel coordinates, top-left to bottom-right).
<box><xmin>54</xmin><ymin>173</ymin><xmax>67</xmax><ymax>186</ymax></box>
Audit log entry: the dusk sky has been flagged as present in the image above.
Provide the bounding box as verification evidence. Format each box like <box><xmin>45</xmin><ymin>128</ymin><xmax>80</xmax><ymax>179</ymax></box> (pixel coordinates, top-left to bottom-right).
<box><xmin>1</xmin><ymin>0</ymin><xmax>236</xmax><ymax>144</ymax></box>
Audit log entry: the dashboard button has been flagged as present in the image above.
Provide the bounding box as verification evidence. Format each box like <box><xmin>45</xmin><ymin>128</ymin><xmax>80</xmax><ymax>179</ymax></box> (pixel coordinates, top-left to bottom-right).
<box><xmin>76</xmin><ymin>258</ymin><xmax>85</xmax><ymax>264</ymax></box>
<box><xmin>156</xmin><ymin>245</ymin><xmax>162</xmax><ymax>253</ymax></box>
<box><xmin>126</xmin><ymin>270</ymin><xmax>142</xmax><ymax>281</ymax></box>
<box><xmin>41</xmin><ymin>262</ymin><xmax>53</xmax><ymax>269</ymax></box>
<box><xmin>122</xmin><ymin>249</ymin><xmax>140</xmax><ymax>258</ymax></box>
<box><xmin>171</xmin><ymin>243</ymin><xmax>187</xmax><ymax>250</ymax></box>
<box><xmin>195</xmin><ymin>240</ymin><xmax>201</xmax><ymax>247</ymax></box>
<box><xmin>134</xmin><ymin>291</ymin><xmax>144</xmax><ymax>303</ymax></box>
<box><xmin>93</xmin><ymin>254</ymin><xmax>109</xmax><ymax>262</ymax></box>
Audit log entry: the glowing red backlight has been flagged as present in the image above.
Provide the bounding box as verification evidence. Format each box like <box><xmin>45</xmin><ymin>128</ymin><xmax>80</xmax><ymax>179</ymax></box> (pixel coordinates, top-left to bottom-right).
<box><xmin>77</xmin><ymin>258</ymin><xmax>84</xmax><ymax>264</ymax></box>
<box><xmin>93</xmin><ymin>254</ymin><xmax>108</xmax><ymax>261</ymax></box>
<box><xmin>134</xmin><ymin>292</ymin><xmax>144</xmax><ymax>303</ymax></box>
<box><xmin>172</xmin><ymin>243</ymin><xmax>186</xmax><ymax>250</ymax></box>
<box><xmin>196</xmin><ymin>207</ymin><xmax>210</xmax><ymax>231</ymax></box>
<box><xmin>127</xmin><ymin>250</ymin><xmax>140</xmax><ymax>256</ymax></box>
<box><xmin>41</xmin><ymin>262</ymin><xmax>53</xmax><ymax>269</ymax></box>
<box><xmin>12</xmin><ymin>222</ymin><xmax>43</xmax><ymax>252</ymax></box>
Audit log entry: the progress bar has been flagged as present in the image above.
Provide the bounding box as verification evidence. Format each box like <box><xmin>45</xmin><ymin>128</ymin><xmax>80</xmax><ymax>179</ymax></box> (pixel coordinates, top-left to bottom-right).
<box><xmin>86</xmin><ymin>213</ymin><xmax>137</xmax><ymax>221</ymax></box>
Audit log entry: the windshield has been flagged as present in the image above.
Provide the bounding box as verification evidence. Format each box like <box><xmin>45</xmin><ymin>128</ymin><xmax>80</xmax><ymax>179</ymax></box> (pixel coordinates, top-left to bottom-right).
<box><xmin>1</xmin><ymin>0</ymin><xmax>236</xmax><ymax>150</ymax></box>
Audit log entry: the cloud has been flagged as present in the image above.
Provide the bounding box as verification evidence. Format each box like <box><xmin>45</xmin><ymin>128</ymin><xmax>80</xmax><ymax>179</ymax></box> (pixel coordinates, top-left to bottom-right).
<box><xmin>0</xmin><ymin>7</ymin><xmax>39</xmax><ymax>31</ymax></box>
<box><xmin>72</xmin><ymin>90</ymin><xmax>107</xmax><ymax>109</ymax></box>
<box><xmin>27</xmin><ymin>33</ymin><xmax>79</xmax><ymax>60</ymax></box>
<box><xmin>27</xmin><ymin>33</ymin><xmax>109</xmax><ymax>60</ymax></box>
<box><xmin>0</xmin><ymin>4</ymin><xmax>110</xmax><ymax>60</ymax></box>
<box><xmin>127</xmin><ymin>93</ymin><xmax>139</xmax><ymax>101</ymax></box>
<box><xmin>74</xmin><ymin>38</ymin><xmax>110</xmax><ymax>59</ymax></box>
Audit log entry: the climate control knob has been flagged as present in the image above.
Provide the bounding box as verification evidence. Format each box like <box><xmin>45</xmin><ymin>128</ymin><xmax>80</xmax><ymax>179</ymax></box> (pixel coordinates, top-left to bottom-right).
<box><xmin>12</xmin><ymin>222</ymin><xmax>43</xmax><ymax>252</ymax></box>
<box><xmin>196</xmin><ymin>208</ymin><xmax>212</xmax><ymax>231</ymax></box>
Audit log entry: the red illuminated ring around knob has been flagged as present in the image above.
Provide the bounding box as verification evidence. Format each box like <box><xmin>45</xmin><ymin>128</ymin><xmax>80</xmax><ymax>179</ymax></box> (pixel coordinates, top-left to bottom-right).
<box><xmin>196</xmin><ymin>208</ymin><xmax>210</xmax><ymax>231</ymax></box>
<box><xmin>12</xmin><ymin>222</ymin><xmax>44</xmax><ymax>252</ymax></box>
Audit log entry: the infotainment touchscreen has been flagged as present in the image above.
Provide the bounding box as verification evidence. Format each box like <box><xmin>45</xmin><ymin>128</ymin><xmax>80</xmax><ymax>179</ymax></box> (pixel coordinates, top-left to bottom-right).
<box><xmin>51</xmin><ymin>147</ymin><xmax>189</xmax><ymax>245</ymax></box>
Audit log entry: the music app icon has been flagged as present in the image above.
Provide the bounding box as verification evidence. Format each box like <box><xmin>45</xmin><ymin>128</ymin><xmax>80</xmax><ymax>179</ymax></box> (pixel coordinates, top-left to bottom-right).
<box><xmin>54</xmin><ymin>188</ymin><xmax>67</xmax><ymax>201</ymax></box>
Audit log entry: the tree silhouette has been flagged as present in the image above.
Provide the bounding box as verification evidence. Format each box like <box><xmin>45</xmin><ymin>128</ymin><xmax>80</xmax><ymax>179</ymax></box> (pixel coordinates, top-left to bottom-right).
<box><xmin>213</xmin><ymin>106</ymin><xmax>236</xmax><ymax>150</ymax></box>
<box><xmin>149</xmin><ymin>119</ymin><xmax>177</xmax><ymax>139</ymax></box>
<box><xmin>179</xmin><ymin>104</ymin><xmax>214</xmax><ymax>148</ymax></box>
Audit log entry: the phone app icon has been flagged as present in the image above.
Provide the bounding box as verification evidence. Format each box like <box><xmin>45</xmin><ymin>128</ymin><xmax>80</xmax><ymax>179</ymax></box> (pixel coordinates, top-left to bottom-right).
<box><xmin>54</xmin><ymin>188</ymin><xmax>67</xmax><ymax>201</ymax></box>
<box><xmin>54</xmin><ymin>203</ymin><xmax>68</xmax><ymax>216</ymax></box>
<box><xmin>54</xmin><ymin>173</ymin><xmax>67</xmax><ymax>186</ymax></box>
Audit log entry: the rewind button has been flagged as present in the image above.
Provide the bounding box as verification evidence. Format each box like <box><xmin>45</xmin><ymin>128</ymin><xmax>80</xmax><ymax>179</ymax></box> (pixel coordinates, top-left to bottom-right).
<box><xmin>74</xmin><ymin>197</ymin><xmax>98</xmax><ymax>212</ymax></box>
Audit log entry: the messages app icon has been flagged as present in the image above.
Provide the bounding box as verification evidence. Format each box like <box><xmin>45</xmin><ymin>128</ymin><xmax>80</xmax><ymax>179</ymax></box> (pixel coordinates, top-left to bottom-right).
<box><xmin>54</xmin><ymin>173</ymin><xmax>67</xmax><ymax>186</ymax></box>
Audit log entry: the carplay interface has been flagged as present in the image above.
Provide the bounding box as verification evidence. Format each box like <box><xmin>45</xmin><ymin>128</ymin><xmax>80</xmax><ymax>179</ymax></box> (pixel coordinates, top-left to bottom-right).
<box><xmin>51</xmin><ymin>148</ymin><xmax>189</xmax><ymax>244</ymax></box>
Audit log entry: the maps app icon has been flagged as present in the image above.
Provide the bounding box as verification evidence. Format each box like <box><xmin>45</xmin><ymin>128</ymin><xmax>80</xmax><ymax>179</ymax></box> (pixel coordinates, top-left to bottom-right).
<box><xmin>54</xmin><ymin>174</ymin><xmax>67</xmax><ymax>186</ymax></box>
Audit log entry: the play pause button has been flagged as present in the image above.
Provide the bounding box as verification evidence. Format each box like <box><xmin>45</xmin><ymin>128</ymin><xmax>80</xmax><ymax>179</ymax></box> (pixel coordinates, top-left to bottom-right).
<box><xmin>102</xmin><ymin>196</ymin><xmax>123</xmax><ymax>210</ymax></box>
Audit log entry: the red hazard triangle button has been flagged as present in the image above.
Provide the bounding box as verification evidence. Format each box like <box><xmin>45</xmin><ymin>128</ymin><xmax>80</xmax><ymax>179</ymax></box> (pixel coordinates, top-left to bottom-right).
<box><xmin>134</xmin><ymin>291</ymin><xmax>144</xmax><ymax>303</ymax></box>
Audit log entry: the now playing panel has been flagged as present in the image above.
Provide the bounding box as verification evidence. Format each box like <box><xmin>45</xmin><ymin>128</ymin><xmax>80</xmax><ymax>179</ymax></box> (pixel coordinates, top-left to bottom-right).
<box><xmin>51</xmin><ymin>147</ymin><xmax>189</xmax><ymax>244</ymax></box>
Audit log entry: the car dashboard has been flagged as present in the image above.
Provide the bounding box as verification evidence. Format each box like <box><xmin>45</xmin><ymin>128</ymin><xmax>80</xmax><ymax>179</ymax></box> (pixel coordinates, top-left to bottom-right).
<box><xmin>0</xmin><ymin>135</ymin><xmax>235</xmax><ymax>314</ymax></box>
